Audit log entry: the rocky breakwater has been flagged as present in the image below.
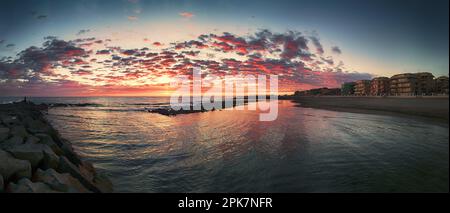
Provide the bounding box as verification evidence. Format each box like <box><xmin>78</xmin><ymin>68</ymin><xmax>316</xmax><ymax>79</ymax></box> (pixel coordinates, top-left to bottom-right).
<box><xmin>0</xmin><ymin>101</ymin><xmax>113</xmax><ymax>193</ymax></box>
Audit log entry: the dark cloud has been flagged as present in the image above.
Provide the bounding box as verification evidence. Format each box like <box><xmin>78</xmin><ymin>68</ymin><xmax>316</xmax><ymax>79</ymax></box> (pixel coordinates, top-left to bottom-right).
<box><xmin>77</xmin><ymin>29</ymin><xmax>91</xmax><ymax>35</ymax></box>
<box><xmin>96</xmin><ymin>49</ymin><xmax>111</xmax><ymax>55</ymax></box>
<box><xmin>44</xmin><ymin>36</ymin><xmax>58</xmax><ymax>40</ymax></box>
<box><xmin>331</xmin><ymin>46</ymin><xmax>342</xmax><ymax>54</ymax></box>
<box><xmin>321</xmin><ymin>57</ymin><xmax>334</xmax><ymax>65</ymax></box>
<box><xmin>36</xmin><ymin>15</ymin><xmax>47</xmax><ymax>20</ymax></box>
<box><xmin>310</xmin><ymin>36</ymin><xmax>324</xmax><ymax>55</ymax></box>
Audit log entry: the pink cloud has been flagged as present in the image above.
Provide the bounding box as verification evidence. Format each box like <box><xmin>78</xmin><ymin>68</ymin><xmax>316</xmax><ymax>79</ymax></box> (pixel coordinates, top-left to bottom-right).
<box><xmin>179</xmin><ymin>12</ymin><xmax>194</xmax><ymax>18</ymax></box>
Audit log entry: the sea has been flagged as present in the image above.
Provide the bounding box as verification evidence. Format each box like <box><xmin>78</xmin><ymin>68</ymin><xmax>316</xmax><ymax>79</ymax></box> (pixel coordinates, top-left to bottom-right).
<box><xmin>1</xmin><ymin>97</ymin><xmax>448</xmax><ymax>192</ymax></box>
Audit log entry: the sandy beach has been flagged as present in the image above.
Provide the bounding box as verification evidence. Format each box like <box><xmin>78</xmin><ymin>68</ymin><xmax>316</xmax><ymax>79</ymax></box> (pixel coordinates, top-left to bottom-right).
<box><xmin>292</xmin><ymin>96</ymin><xmax>449</xmax><ymax>122</ymax></box>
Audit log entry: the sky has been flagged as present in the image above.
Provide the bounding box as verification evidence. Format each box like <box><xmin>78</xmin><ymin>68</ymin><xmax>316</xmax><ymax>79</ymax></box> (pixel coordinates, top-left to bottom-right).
<box><xmin>0</xmin><ymin>0</ymin><xmax>448</xmax><ymax>96</ymax></box>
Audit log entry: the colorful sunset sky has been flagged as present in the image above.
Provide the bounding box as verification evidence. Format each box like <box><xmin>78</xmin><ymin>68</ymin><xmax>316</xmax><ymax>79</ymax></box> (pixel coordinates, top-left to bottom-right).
<box><xmin>0</xmin><ymin>0</ymin><xmax>448</xmax><ymax>96</ymax></box>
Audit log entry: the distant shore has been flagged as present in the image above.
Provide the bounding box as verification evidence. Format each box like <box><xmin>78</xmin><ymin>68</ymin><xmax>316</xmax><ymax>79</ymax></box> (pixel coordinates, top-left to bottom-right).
<box><xmin>291</xmin><ymin>96</ymin><xmax>449</xmax><ymax>122</ymax></box>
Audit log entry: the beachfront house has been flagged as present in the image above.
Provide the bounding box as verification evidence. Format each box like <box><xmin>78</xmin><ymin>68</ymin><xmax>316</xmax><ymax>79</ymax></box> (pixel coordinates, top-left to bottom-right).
<box><xmin>370</xmin><ymin>77</ymin><xmax>390</xmax><ymax>96</ymax></box>
<box><xmin>435</xmin><ymin>76</ymin><xmax>449</xmax><ymax>95</ymax></box>
<box><xmin>389</xmin><ymin>73</ymin><xmax>417</xmax><ymax>96</ymax></box>
<box><xmin>354</xmin><ymin>80</ymin><xmax>371</xmax><ymax>96</ymax></box>
<box><xmin>389</xmin><ymin>72</ymin><xmax>435</xmax><ymax>96</ymax></box>
<box><xmin>415</xmin><ymin>72</ymin><xmax>435</xmax><ymax>96</ymax></box>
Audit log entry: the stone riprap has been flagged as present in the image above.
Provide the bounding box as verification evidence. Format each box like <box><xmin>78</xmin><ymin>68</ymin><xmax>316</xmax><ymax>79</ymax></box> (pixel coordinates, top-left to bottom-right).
<box><xmin>0</xmin><ymin>101</ymin><xmax>113</xmax><ymax>193</ymax></box>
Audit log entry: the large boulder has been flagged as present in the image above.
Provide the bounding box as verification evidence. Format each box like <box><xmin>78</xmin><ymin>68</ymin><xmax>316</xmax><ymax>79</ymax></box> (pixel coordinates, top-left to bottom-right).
<box><xmin>0</xmin><ymin>127</ymin><xmax>9</xmax><ymax>141</ymax></box>
<box><xmin>42</xmin><ymin>151</ymin><xmax>59</xmax><ymax>170</ymax></box>
<box><xmin>10</xmin><ymin>125</ymin><xmax>28</xmax><ymax>138</ymax></box>
<box><xmin>6</xmin><ymin>178</ymin><xmax>57</xmax><ymax>193</ymax></box>
<box><xmin>26</xmin><ymin>119</ymin><xmax>52</xmax><ymax>134</ymax></box>
<box><xmin>6</xmin><ymin>143</ymin><xmax>58</xmax><ymax>169</ymax></box>
<box><xmin>59</xmin><ymin>139</ymin><xmax>82</xmax><ymax>165</ymax></box>
<box><xmin>0</xmin><ymin>149</ymin><xmax>32</xmax><ymax>181</ymax></box>
<box><xmin>33</xmin><ymin>169</ymin><xmax>91</xmax><ymax>193</ymax></box>
<box><xmin>57</xmin><ymin>156</ymin><xmax>100</xmax><ymax>193</ymax></box>
<box><xmin>21</xmin><ymin>116</ymin><xmax>35</xmax><ymax>128</ymax></box>
<box><xmin>79</xmin><ymin>162</ymin><xmax>95</xmax><ymax>182</ymax></box>
<box><xmin>34</xmin><ymin>133</ymin><xmax>63</xmax><ymax>155</ymax></box>
<box><xmin>93</xmin><ymin>173</ymin><xmax>113</xmax><ymax>193</ymax></box>
<box><xmin>0</xmin><ymin>135</ymin><xmax>24</xmax><ymax>149</ymax></box>
<box><xmin>1</xmin><ymin>115</ymin><xmax>20</xmax><ymax>126</ymax></box>
<box><xmin>77</xmin><ymin>160</ymin><xmax>113</xmax><ymax>193</ymax></box>
<box><xmin>25</xmin><ymin>134</ymin><xmax>40</xmax><ymax>144</ymax></box>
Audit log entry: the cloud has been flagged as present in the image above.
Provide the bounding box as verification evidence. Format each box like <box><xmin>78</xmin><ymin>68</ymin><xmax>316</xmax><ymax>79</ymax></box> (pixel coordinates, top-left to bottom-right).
<box><xmin>331</xmin><ymin>46</ymin><xmax>342</xmax><ymax>54</ymax></box>
<box><xmin>71</xmin><ymin>69</ymin><xmax>92</xmax><ymax>76</ymax></box>
<box><xmin>127</xmin><ymin>16</ymin><xmax>138</xmax><ymax>21</ymax></box>
<box><xmin>96</xmin><ymin>49</ymin><xmax>111</xmax><ymax>55</ymax></box>
<box><xmin>1</xmin><ymin>38</ymin><xmax>87</xmax><ymax>82</ymax></box>
<box><xmin>0</xmin><ymin>30</ymin><xmax>372</xmax><ymax>96</ymax></box>
<box><xmin>77</xmin><ymin>29</ymin><xmax>91</xmax><ymax>36</ymax></box>
<box><xmin>309</xmin><ymin>36</ymin><xmax>324</xmax><ymax>55</ymax></box>
<box><xmin>179</xmin><ymin>12</ymin><xmax>194</xmax><ymax>18</ymax></box>
<box><xmin>36</xmin><ymin>15</ymin><xmax>47</xmax><ymax>20</ymax></box>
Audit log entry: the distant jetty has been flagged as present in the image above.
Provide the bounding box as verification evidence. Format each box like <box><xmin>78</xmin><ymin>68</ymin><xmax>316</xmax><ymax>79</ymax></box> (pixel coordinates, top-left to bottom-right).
<box><xmin>148</xmin><ymin>96</ymin><xmax>276</xmax><ymax>116</ymax></box>
<box><xmin>0</xmin><ymin>100</ymin><xmax>113</xmax><ymax>193</ymax></box>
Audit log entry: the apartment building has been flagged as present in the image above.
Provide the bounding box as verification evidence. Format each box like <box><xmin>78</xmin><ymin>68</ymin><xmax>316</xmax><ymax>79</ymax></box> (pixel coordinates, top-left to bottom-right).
<box><xmin>389</xmin><ymin>73</ymin><xmax>417</xmax><ymax>96</ymax></box>
<box><xmin>370</xmin><ymin>77</ymin><xmax>390</xmax><ymax>96</ymax></box>
<box><xmin>435</xmin><ymin>76</ymin><xmax>449</xmax><ymax>95</ymax></box>
<box><xmin>354</xmin><ymin>80</ymin><xmax>371</xmax><ymax>96</ymax></box>
<box><xmin>415</xmin><ymin>72</ymin><xmax>435</xmax><ymax>95</ymax></box>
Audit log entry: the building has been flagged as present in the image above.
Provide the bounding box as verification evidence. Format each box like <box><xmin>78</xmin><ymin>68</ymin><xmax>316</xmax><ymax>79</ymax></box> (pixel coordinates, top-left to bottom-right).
<box><xmin>415</xmin><ymin>72</ymin><xmax>435</xmax><ymax>95</ymax></box>
<box><xmin>354</xmin><ymin>80</ymin><xmax>371</xmax><ymax>96</ymax></box>
<box><xmin>435</xmin><ymin>76</ymin><xmax>449</xmax><ymax>95</ymax></box>
<box><xmin>341</xmin><ymin>82</ymin><xmax>356</xmax><ymax>96</ymax></box>
<box><xmin>390</xmin><ymin>73</ymin><xmax>417</xmax><ymax>96</ymax></box>
<box><xmin>370</xmin><ymin>77</ymin><xmax>390</xmax><ymax>96</ymax></box>
<box><xmin>294</xmin><ymin>87</ymin><xmax>341</xmax><ymax>96</ymax></box>
<box><xmin>320</xmin><ymin>88</ymin><xmax>341</xmax><ymax>96</ymax></box>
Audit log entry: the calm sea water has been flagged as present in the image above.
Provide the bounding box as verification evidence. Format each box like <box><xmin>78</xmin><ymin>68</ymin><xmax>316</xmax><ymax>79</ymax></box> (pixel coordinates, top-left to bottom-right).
<box><xmin>2</xmin><ymin>97</ymin><xmax>448</xmax><ymax>192</ymax></box>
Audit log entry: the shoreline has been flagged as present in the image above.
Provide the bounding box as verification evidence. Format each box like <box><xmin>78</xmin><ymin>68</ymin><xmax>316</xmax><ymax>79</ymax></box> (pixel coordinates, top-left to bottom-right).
<box><xmin>290</xmin><ymin>96</ymin><xmax>449</xmax><ymax>123</ymax></box>
<box><xmin>0</xmin><ymin>101</ymin><xmax>113</xmax><ymax>193</ymax></box>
